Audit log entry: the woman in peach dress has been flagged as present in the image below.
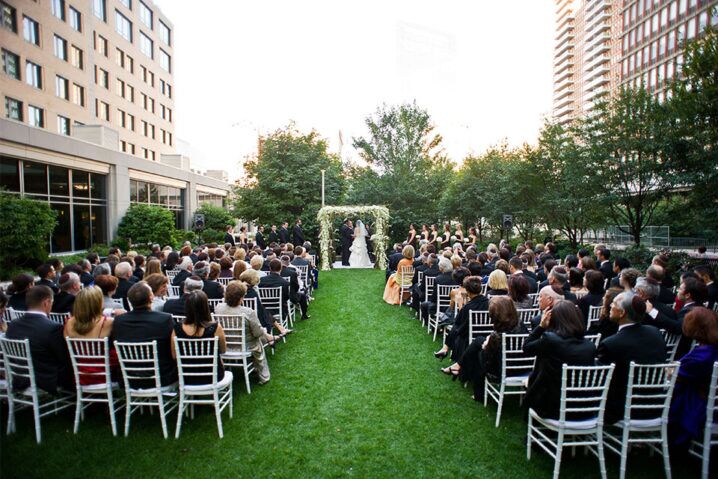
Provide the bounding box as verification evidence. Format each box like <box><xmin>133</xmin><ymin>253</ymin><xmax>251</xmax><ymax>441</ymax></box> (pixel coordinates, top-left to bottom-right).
<box><xmin>383</xmin><ymin>245</ymin><xmax>415</xmax><ymax>305</ymax></box>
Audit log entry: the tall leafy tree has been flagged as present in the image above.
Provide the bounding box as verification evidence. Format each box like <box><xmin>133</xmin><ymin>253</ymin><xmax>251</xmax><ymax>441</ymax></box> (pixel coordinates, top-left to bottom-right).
<box><xmin>581</xmin><ymin>86</ymin><xmax>682</xmax><ymax>245</ymax></box>
<box><xmin>531</xmin><ymin>121</ymin><xmax>602</xmax><ymax>248</ymax></box>
<box><xmin>348</xmin><ymin>102</ymin><xmax>451</xmax><ymax>243</ymax></box>
<box><xmin>233</xmin><ymin>125</ymin><xmax>345</xmax><ymax>241</ymax></box>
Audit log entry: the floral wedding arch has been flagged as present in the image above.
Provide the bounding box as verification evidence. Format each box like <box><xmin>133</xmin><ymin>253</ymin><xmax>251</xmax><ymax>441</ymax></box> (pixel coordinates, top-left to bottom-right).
<box><xmin>316</xmin><ymin>205</ymin><xmax>390</xmax><ymax>271</ymax></box>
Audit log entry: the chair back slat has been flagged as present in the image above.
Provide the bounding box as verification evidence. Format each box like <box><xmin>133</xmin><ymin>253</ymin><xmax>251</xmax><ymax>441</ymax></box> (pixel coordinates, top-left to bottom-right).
<box><xmin>49</xmin><ymin>312</ymin><xmax>70</xmax><ymax>325</ymax></box>
<box><xmin>207</xmin><ymin>298</ymin><xmax>224</xmax><ymax>310</ymax></box>
<box><xmin>258</xmin><ymin>287</ymin><xmax>282</xmax><ymax>316</ymax></box>
<box><xmin>528</xmin><ymin>292</ymin><xmax>539</xmax><ymax>307</ymax></box>
<box><xmin>586</xmin><ymin>305</ymin><xmax>602</xmax><ymax>330</ymax></box>
<box><xmin>213</xmin><ymin>314</ymin><xmax>249</xmax><ymax>352</ymax></box>
<box><xmin>585</xmin><ymin>333</ymin><xmax>602</xmax><ymax>347</ymax></box>
<box><xmin>169</xmin><ymin>285</ymin><xmax>181</xmax><ymax>298</ymax></box>
<box><xmin>517</xmin><ymin>308</ymin><xmax>539</xmax><ymax>328</ymax></box>
<box><xmin>622</xmin><ymin>361</ymin><xmax>680</xmax><ymax>422</ymax></box>
<box><xmin>501</xmin><ymin>334</ymin><xmax>534</xmax><ymax>378</ymax></box>
<box><xmin>0</xmin><ymin>338</ymin><xmax>36</xmax><ymax>386</ymax></box>
<box><xmin>242</xmin><ymin>296</ymin><xmax>258</xmax><ymax>314</ymax></box>
<box><xmin>660</xmin><ymin>329</ymin><xmax>681</xmax><ymax>361</ymax></box>
<box><xmin>424</xmin><ymin>276</ymin><xmax>436</xmax><ymax>300</ymax></box>
<box><xmin>398</xmin><ymin>267</ymin><xmax>414</xmax><ymax>288</ymax></box>
<box><xmin>174</xmin><ymin>337</ymin><xmax>219</xmax><ymax>387</ymax></box>
<box><xmin>217</xmin><ymin>277</ymin><xmax>233</xmax><ymax>286</ymax></box>
<box><xmin>66</xmin><ymin>337</ymin><xmax>111</xmax><ymax>385</ymax></box>
<box><xmin>468</xmin><ymin>310</ymin><xmax>492</xmax><ymax>344</ymax></box>
<box><xmin>165</xmin><ymin>269</ymin><xmax>180</xmax><ymax>281</ymax></box>
<box><xmin>115</xmin><ymin>340</ymin><xmax>162</xmax><ymax>390</ymax></box>
<box><xmin>559</xmin><ymin>364</ymin><xmax>614</xmax><ymax>422</ymax></box>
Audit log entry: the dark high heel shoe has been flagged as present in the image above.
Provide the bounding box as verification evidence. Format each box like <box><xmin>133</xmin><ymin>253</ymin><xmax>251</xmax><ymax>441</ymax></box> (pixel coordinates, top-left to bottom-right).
<box><xmin>434</xmin><ymin>350</ymin><xmax>448</xmax><ymax>360</ymax></box>
<box><xmin>440</xmin><ymin>366</ymin><xmax>460</xmax><ymax>380</ymax></box>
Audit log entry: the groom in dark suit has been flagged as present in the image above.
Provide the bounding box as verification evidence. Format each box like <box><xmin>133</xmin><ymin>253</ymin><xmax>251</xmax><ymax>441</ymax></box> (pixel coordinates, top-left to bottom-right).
<box><xmin>340</xmin><ymin>219</ymin><xmax>354</xmax><ymax>266</ymax></box>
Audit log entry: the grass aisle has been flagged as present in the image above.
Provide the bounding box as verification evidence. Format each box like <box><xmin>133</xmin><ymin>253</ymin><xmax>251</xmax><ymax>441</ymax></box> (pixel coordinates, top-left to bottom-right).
<box><xmin>2</xmin><ymin>270</ymin><xmax>668</xmax><ymax>478</ymax></box>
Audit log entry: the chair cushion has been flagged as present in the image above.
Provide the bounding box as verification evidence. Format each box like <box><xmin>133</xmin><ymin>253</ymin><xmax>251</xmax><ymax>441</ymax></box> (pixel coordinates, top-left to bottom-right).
<box><xmin>532</xmin><ymin>412</ymin><xmax>599</xmax><ymax>431</ymax></box>
<box><xmin>184</xmin><ymin>371</ymin><xmax>234</xmax><ymax>392</ymax></box>
<box><xmin>129</xmin><ymin>382</ymin><xmax>178</xmax><ymax>396</ymax></box>
<box><xmin>222</xmin><ymin>351</ymin><xmax>252</xmax><ymax>359</ymax></box>
<box><xmin>504</xmin><ymin>374</ymin><xmax>531</xmax><ymax>386</ymax></box>
<box><xmin>614</xmin><ymin>417</ymin><xmax>663</xmax><ymax>429</ymax></box>
<box><xmin>81</xmin><ymin>382</ymin><xmax>119</xmax><ymax>393</ymax></box>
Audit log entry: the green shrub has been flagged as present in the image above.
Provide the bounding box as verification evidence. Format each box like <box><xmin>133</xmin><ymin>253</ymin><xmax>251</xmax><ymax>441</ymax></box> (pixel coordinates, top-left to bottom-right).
<box><xmin>194</xmin><ymin>203</ymin><xmax>235</xmax><ymax>232</ymax></box>
<box><xmin>0</xmin><ymin>193</ymin><xmax>57</xmax><ymax>278</ymax></box>
<box><xmin>117</xmin><ymin>204</ymin><xmax>176</xmax><ymax>249</ymax></box>
<box><xmin>172</xmin><ymin>229</ymin><xmax>197</xmax><ymax>248</ymax></box>
<box><xmin>198</xmin><ymin>228</ymin><xmax>225</xmax><ymax>245</ymax></box>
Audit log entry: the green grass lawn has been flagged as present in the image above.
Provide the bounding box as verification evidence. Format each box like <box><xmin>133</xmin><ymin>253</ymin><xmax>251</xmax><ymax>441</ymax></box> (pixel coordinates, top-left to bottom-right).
<box><xmin>1</xmin><ymin>270</ymin><xmax>687</xmax><ymax>478</ymax></box>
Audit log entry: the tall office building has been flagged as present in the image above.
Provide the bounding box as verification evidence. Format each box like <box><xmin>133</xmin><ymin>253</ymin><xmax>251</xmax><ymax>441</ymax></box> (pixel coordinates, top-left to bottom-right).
<box><xmin>552</xmin><ymin>0</ymin><xmax>718</xmax><ymax>124</ymax></box>
<box><xmin>0</xmin><ymin>1</ymin><xmax>230</xmax><ymax>254</ymax></box>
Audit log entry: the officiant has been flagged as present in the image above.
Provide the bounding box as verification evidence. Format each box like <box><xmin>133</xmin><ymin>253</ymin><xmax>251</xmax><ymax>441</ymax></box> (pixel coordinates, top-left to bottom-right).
<box><xmin>340</xmin><ymin>219</ymin><xmax>353</xmax><ymax>266</ymax></box>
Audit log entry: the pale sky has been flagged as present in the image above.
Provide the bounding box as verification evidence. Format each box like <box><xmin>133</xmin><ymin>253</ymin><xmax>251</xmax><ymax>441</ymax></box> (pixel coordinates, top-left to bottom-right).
<box><xmin>154</xmin><ymin>0</ymin><xmax>555</xmax><ymax>180</ymax></box>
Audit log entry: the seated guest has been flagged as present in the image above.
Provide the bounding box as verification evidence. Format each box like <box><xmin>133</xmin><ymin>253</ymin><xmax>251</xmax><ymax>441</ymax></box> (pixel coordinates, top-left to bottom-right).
<box><xmin>674</xmin><ymin>276</ymin><xmax>709</xmax><ymax>358</ymax></box>
<box><xmin>259</xmin><ymin>258</ymin><xmax>292</xmax><ymax>318</ymax></box>
<box><xmin>635</xmin><ymin>277</ymin><xmax>679</xmax><ymax>331</ymax></box>
<box><xmin>170</xmin><ymin>290</ymin><xmax>227</xmax><ymax>386</ymax></box>
<box><xmin>36</xmin><ymin>264</ymin><xmax>59</xmax><ymax>294</ymax></box>
<box><xmin>232</xmin><ymin>259</ymin><xmax>248</xmax><ymax>281</ymax></box>
<box><xmin>587</xmin><ymin>286</ymin><xmax>621</xmax><ymax>338</ymax></box>
<box><xmin>383</xmin><ymin>245</ymin><xmax>416</xmax><ymax>305</ymax></box>
<box><xmin>7</xmin><ymin>273</ymin><xmax>34</xmax><ymax>311</ymax></box>
<box><xmin>144</xmin><ymin>258</ymin><xmax>163</xmax><ymax>278</ymax></box>
<box><xmin>250</xmin><ymin>255</ymin><xmax>267</xmax><ymax>278</ymax></box>
<box><xmin>448</xmin><ymin>267</ymin><xmax>471</xmax><ymax>314</ymax></box>
<box><xmin>113</xmin><ymin>262</ymin><xmax>136</xmax><ymax>310</ymax></box>
<box><xmin>92</xmin><ymin>263</ymin><xmax>111</xmax><ymax>280</ymax></box>
<box><xmin>386</xmin><ymin>244</ymin><xmax>405</xmax><ymax>282</ymax></box>
<box><xmin>145</xmin><ymin>273</ymin><xmax>169</xmax><ymax>312</ymax></box>
<box><xmin>420</xmin><ymin>257</ymin><xmax>455</xmax><ymax>317</ymax></box>
<box><xmin>78</xmin><ymin>259</ymin><xmax>94</xmax><ymax>287</ymax></box>
<box><xmin>171</xmin><ymin>257</ymin><xmax>193</xmax><ymax>287</ymax></box>
<box><xmin>280</xmin><ymin>255</ymin><xmax>310</xmax><ymax>320</ymax></box>
<box><xmin>487</xmin><ymin>270</ymin><xmax>508</xmax><ymax>296</ymax></box>
<box><xmin>193</xmin><ymin>261</ymin><xmax>224</xmax><ymax>300</ymax></box>
<box><xmin>132</xmin><ymin>255</ymin><xmax>145</xmax><ymax>282</ymax></box>
<box><xmin>215</xmin><ymin>281</ymin><xmax>278</xmax><ymax>384</ymax></box>
<box><xmin>693</xmin><ymin>265</ymin><xmax>718</xmax><ymax>310</ymax></box>
<box><xmin>52</xmin><ymin>272</ymin><xmax>82</xmax><ymax>314</ymax></box>
<box><xmin>577</xmin><ymin>270</ymin><xmax>605</xmax><ymax>323</ymax></box>
<box><xmin>508</xmin><ymin>274</ymin><xmax>533</xmax><ymax>309</ymax></box>
<box><xmin>94</xmin><ymin>274</ymin><xmax>126</xmax><ymax>316</ymax></box>
<box><xmin>445</xmin><ymin>296</ymin><xmax>527</xmax><ymax>401</ymax></box>
<box><xmin>208</xmin><ymin>262</ymin><xmax>221</xmax><ymax>281</ymax></box>
<box><xmin>647</xmin><ymin>265</ymin><xmax>676</xmax><ymax>305</ymax></box>
<box><xmin>598</xmin><ymin>291</ymin><xmax>666</xmax><ymax>424</ymax></box>
<box><xmin>163</xmin><ymin>276</ymin><xmax>203</xmax><ymax>316</ymax></box>
<box><xmin>610</xmin><ymin>257</ymin><xmax>631</xmax><ymax>288</ymax></box>
<box><xmin>523</xmin><ymin>300</ymin><xmax>596</xmax><ymax>419</ymax></box>
<box><xmin>529</xmin><ymin>285</ymin><xmax>565</xmax><ymax>330</ymax></box>
<box><xmin>669</xmin><ymin>307</ymin><xmax>718</xmax><ymax>452</ymax></box>
<box><xmin>580</xmin><ymin>255</ymin><xmax>598</xmax><ymax>271</ymax></box>
<box><xmin>568</xmin><ymin>268</ymin><xmax>585</xmax><ymax>294</ymax></box>
<box><xmin>618</xmin><ymin>268</ymin><xmax>642</xmax><ymax>291</ymax></box>
<box><xmin>64</xmin><ymin>286</ymin><xmax>119</xmax><ymax>383</ymax></box>
<box><xmin>240</xmin><ymin>269</ymin><xmax>291</xmax><ymax>336</ymax></box>
<box><xmin>411</xmin><ymin>254</ymin><xmax>439</xmax><ymax>311</ymax></box>
<box><xmin>163</xmin><ymin>251</ymin><xmax>179</xmax><ymax>274</ymax></box>
<box><xmin>434</xmin><ymin>276</ymin><xmax>488</xmax><ymax>362</ymax></box>
<box><xmin>545</xmin><ymin>266</ymin><xmax>576</xmax><ymax>302</ymax></box>
<box><xmin>112</xmin><ymin>282</ymin><xmax>177</xmax><ymax>386</ymax></box>
<box><xmin>5</xmin><ymin>286</ymin><xmax>73</xmax><ymax>393</ymax></box>
<box><xmin>509</xmin><ymin>257</ymin><xmax>538</xmax><ymax>294</ymax></box>
<box><xmin>0</xmin><ymin>289</ymin><xmax>8</xmax><ymax>332</ymax></box>
<box><xmin>218</xmin><ymin>257</ymin><xmax>234</xmax><ymax>278</ymax></box>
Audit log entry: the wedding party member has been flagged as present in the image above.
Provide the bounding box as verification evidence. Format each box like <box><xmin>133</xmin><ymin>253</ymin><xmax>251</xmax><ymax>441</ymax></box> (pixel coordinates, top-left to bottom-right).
<box><xmin>255</xmin><ymin>225</ymin><xmax>266</xmax><ymax>249</ymax></box>
<box><xmin>420</xmin><ymin>224</ymin><xmax>429</xmax><ymax>242</ymax></box>
<box><xmin>441</xmin><ymin>224</ymin><xmax>451</xmax><ymax>249</ymax></box>
<box><xmin>215</xmin><ymin>281</ymin><xmax>276</xmax><ymax>384</ymax></box>
<box><xmin>429</xmin><ymin>224</ymin><xmax>439</xmax><ymax>247</ymax></box>
<box><xmin>406</xmin><ymin>224</ymin><xmax>417</xmax><ymax>247</ymax></box>
<box><xmin>523</xmin><ymin>300</ymin><xmax>596</xmax><ymax>419</ymax></box>
<box><xmin>170</xmin><ymin>290</ymin><xmax>226</xmax><ymax>386</ymax></box>
<box><xmin>292</xmin><ymin>219</ymin><xmax>305</xmax><ymax>247</ymax></box>
<box><xmin>383</xmin><ymin>245</ymin><xmax>415</xmax><ymax>305</ymax></box>
<box><xmin>279</xmin><ymin>222</ymin><xmax>290</xmax><ymax>244</ymax></box>
<box><xmin>455</xmin><ymin>223</ymin><xmax>464</xmax><ymax>243</ymax></box>
<box><xmin>668</xmin><ymin>307</ymin><xmax>718</xmax><ymax>451</ymax></box>
<box><xmin>340</xmin><ymin>219</ymin><xmax>354</xmax><ymax>266</ymax></box>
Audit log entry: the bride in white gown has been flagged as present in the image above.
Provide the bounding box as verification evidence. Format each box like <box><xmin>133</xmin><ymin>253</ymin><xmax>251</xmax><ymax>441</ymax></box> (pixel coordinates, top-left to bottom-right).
<box><xmin>349</xmin><ymin>220</ymin><xmax>373</xmax><ymax>268</ymax></box>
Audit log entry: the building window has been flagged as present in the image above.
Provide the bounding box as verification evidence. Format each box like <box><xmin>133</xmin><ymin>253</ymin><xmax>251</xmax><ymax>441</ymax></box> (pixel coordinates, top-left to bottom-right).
<box><xmin>1</xmin><ymin>49</ymin><xmax>20</xmax><ymax>80</ymax></box>
<box><xmin>159</xmin><ymin>20</ymin><xmax>170</xmax><ymax>45</ymax></box>
<box><xmin>28</xmin><ymin>105</ymin><xmax>44</xmax><ymax>128</ymax></box>
<box><xmin>23</xmin><ymin>16</ymin><xmax>40</xmax><ymax>45</ymax></box>
<box><xmin>57</xmin><ymin>115</ymin><xmax>70</xmax><ymax>135</ymax></box>
<box><xmin>197</xmin><ymin>191</ymin><xmax>225</xmax><ymax>208</ymax></box>
<box><xmin>160</xmin><ymin>79</ymin><xmax>172</xmax><ymax>98</ymax></box>
<box><xmin>70</xmin><ymin>45</ymin><xmax>83</xmax><ymax>72</ymax></box>
<box><xmin>131</xmin><ymin>179</ymin><xmax>184</xmax><ymax>228</ymax></box>
<box><xmin>54</xmin><ymin>35</ymin><xmax>68</xmax><ymax>61</ymax></box>
<box><xmin>125</xmin><ymin>54</ymin><xmax>134</xmax><ymax>73</ymax></box>
<box><xmin>5</xmin><ymin>97</ymin><xmax>22</xmax><ymax>121</ymax></box>
<box><xmin>72</xmin><ymin>83</ymin><xmax>84</xmax><ymax>107</ymax></box>
<box><xmin>140</xmin><ymin>31</ymin><xmax>153</xmax><ymax>58</ymax></box>
<box><xmin>116</xmin><ymin>48</ymin><xmax>124</xmax><ymax>67</ymax></box>
<box><xmin>56</xmin><ymin>75</ymin><xmax>69</xmax><ymax>100</ymax></box>
<box><xmin>118</xmin><ymin>0</ymin><xmax>131</xmax><ymax>9</ymax></box>
<box><xmin>97</xmin><ymin>67</ymin><xmax>109</xmax><ymax>88</ymax></box>
<box><xmin>159</xmin><ymin>49</ymin><xmax>170</xmax><ymax>72</ymax></box>
<box><xmin>96</xmin><ymin>100</ymin><xmax>109</xmax><ymax>121</ymax></box>
<box><xmin>25</xmin><ymin>61</ymin><xmax>42</xmax><ymax>89</ymax></box>
<box><xmin>117</xmin><ymin>109</ymin><xmax>125</xmax><ymax>127</ymax></box>
<box><xmin>115</xmin><ymin>10</ymin><xmax>132</xmax><ymax>42</ymax></box>
<box><xmin>126</xmin><ymin>84</ymin><xmax>134</xmax><ymax>102</ymax></box>
<box><xmin>116</xmin><ymin>78</ymin><xmax>125</xmax><ymax>97</ymax></box>
<box><xmin>51</xmin><ymin>0</ymin><xmax>65</xmax><ymax>21</ymax></box>
<box><xmin>139</xmin><ymin>1</ymin><xmax>152</xmax><ymax>28</ymax></box>
<box><xmin>93</xmin><ymin>0</ymin><xmax>106</xmax><ymax>21</ymax></box>
<box><xmin>95</xmin><ymin>33</ymin><xmax>108</xmax><ymax>56</ymax></box>
<box><xmin>127</xmin><ymin>113</ymin><xmax>134</xmax><ymax>131</ymax></box>
<box><xmin>1</xmin><ymin>1</ymin><xmax>17</xmax><ymax>33</ymax></box>
<box><xmin>69</xmin><ymin>6</ymin><xmax>81</xmax><ymax>31</ymax></box>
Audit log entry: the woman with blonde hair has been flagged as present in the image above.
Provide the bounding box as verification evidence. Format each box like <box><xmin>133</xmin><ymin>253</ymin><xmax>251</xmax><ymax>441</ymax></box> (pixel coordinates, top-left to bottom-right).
<box><xmin>487</xmin><ymin>269</ymin><xmax>509</xmax><ymax>296</ymax></box>
<box><xmin>232</xmin><ymin>259</ymin><xmax>247</xmax><ymax>280</ymax></box>
<box><xmin>64</xmin><ymin>286</ymin><xmax>119</xmax><ymax>384</ymax></box>
<box><xmin>383</xmin><ymin>245</ymin><xmax>415</xmax><ymax>305</ymax></box>
<box><xmin>144</xmin><ymin>258</ymin><xmax>163</xmax><ymax>278</ymax></box>
<box><xmin>234</xmin><ymin>248</ymin><xmax>247</xmax><ymax>262</ymax></box>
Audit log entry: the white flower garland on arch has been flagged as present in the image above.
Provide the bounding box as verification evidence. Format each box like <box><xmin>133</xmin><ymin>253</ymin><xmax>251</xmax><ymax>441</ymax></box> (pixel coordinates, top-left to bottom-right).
<box><xmin>316</xmin><ymin>205</ymin><xmax>390</xmax><ymax>271</ymax></box>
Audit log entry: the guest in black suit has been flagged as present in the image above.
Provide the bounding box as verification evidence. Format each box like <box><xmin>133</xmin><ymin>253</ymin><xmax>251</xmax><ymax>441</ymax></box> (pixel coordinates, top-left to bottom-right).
<box><xmin>597</xmin><ymin>246</ymin><xmax>613</xmax><ymax>282</ymax></box>
<box><xmin>542</xmin><ymin>266</ymin><xmax>577</xmax><ymax>303</ymax></box>
<box><xmin>509</xmin><ymin>257</ymin><xmax>538</xmax><ymax>294</ymax></box>
<box><xmin>172</xmin><ymin>257</ymin><xmax>194</xmax><ymax>289</ymax></box>
<box><xmin>340</xmin><ymin>219</ymin><xmax>354</xmax><ymax>266</ymax></box>
<box><xmin>112</xmin><ymin>281</ymin><xmax>177</xmax><ymax>386</ymax></box>
<box><xmin>411</xmin><ymin>254</ymin><xmax>439</xmax><ymax>310</ymax></box>
<box><xmin>530</xmin><ymin>285</ymin><xmax>565</xmax><ymax>330</ymax></box>
<box><xmin>674</xmin><ymin>276</ymin><xmax>709</xmax><ymax>358</ymax></box>
<box><xmin>223</xmin><ymin>225</ymin><xmax>236</xmax><ymax>246</ymax></box>
<box><xmin>51</xmin><ymin>272</ymin><xmax>81</xmax><ymax>314</ymax></box>
<box><xmin>255</xmin><ymin>225</ymin><xmax>266</xmax><ymax>250</ymax></box>
<box><xmin>635</xmin><ymin>277</ymin><xmax>679</xmax><ymax>331</ymax></box>
<box><xmin>279</xmin><ymin>222</ymin><xmax>290</xmax><ymax>244</ymax></box>
<box><xmin>523</xmin><ymin>300</ymin><xmax>596</xmax><ymax>419</ymax></box>
<box><xmin>7</xmin><ymin>273</ymin><xmax>34</xmax><ymax>311</ymax></box>
<box><xmin>598</xmin><ymin>291</ymin><xmax>666</xmax><ymax>424</ymax></box>
<box><xmin>268</xmin><ymin>225</ymin><xmax>279</xmax><ymax>245</ymax></box>
<box><xmin>240</xmin><ymin>269</ymin><xmax>292</xmax><ymax>335</ymax></box>
<box><xmin>694</xmin><ymin>265</ymin><xmax>718</xmax><ymax>309</ymax></box>
<box><xmin>36</xmin><ymin>264</ymin><xmax>59</xmax><ymax>295</ymax></box>
<box><xmin>192</xmin><ymin>261</ymin><xmax>224</xmax><ymax>300</ymax></box>
<box><xmin>609</xmin><ymin>257</ymin><xmax>631</xmax><ymax>288</ymax></box>
<box><xmin>386</xmin><ymin>243</ymin><xmax>404</xmax><ymax>282</ymax></box>
<box><xmin>259</xmin><ymin>259</ymin><xmax>292</xmax><ymax>320</ymax></box>
<box><xmin>292</xmin><ymin>219</ymin><xmax>305</xmax><ymax>247</ymax></box>
<box><xmin>434</xmin><ymin>275</ymin><xmax>489</xmax><ymax>363</ymax></box>
<box><xmin>577</xmin><ymin>270</ymin><xmax>605</xmax><ymax>325</ymax></box>
<box><xmin>280</xmin><ymin>256</ymin><xmax>309</xmax><ymax>320</ymax></box>
<box><xmin>420</xmin><ymin>258</ymin><xmax>457</xmax><ymax>320</ymax></box>
<box><xmin>647</xmin><ymin>265</ymin><xmax>676</xmax><ymax>305</ymax></box>
<box><xmin>5</xmin><ymin>285</ymin><xmax>73</xmax><ymax>394</ymax></box>
<box><xmin>112</xmin><ymin>263</ymin><xmax>137</xmax><ymax>310</ymax></box>
<box><xmin>163</xmin><ymin>276</ymin><xmax>204</xmax><ymax>316</ymax></box>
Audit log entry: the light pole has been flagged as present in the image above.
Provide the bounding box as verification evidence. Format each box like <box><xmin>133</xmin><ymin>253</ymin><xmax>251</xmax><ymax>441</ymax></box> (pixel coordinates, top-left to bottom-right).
<box><xmin>321</xmin><ymin>169</ymin><xmax>326</xmax><ymax>207</ymax></box>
